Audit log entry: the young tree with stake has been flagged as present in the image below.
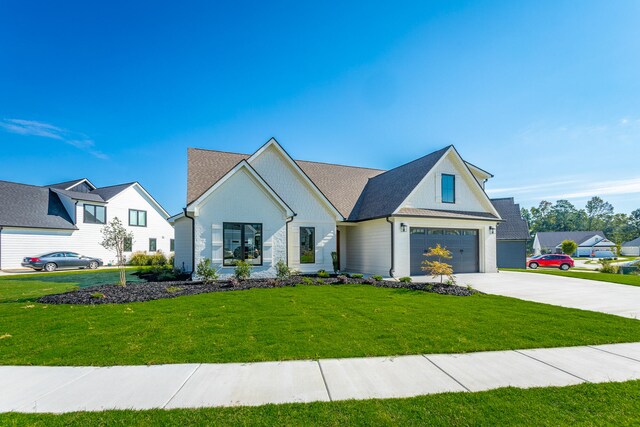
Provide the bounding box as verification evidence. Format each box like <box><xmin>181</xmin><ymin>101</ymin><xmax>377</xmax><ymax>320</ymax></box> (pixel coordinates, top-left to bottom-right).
<box><xmin>100</xmin><ymin>217</ymin><xmax>134</xmax><ymax>286</ymax></box>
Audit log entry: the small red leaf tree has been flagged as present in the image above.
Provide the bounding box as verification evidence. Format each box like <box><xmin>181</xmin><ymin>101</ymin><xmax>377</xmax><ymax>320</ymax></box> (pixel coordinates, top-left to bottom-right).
<box><xmin>421</xmin><ymin>244</ymin><xmax>455</xmax><ymax>284</ymax></box>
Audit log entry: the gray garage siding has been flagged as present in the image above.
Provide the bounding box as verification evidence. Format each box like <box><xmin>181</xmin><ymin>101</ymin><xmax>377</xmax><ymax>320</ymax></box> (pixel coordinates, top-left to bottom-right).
<box><xmin>496</xmin><ymin>240</ymin><xmax>527</xmax><ymax>269</ymax></box>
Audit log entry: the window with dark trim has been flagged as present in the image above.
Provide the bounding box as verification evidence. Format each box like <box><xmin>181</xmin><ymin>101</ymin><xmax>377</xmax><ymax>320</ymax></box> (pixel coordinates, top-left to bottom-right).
<box><xmin>441</xmin><ymin>174</ymin><xmax>455</xmax><ymax>204</ymax></box>
<box><xmin>300</xmin><ymin>227</ymin><xmax>315</xmax><ymax>264</ymax></box>
<box><xmin>129</xmin><ymin>209</ymin><xmax>147</xmax><ymax>227</ymax></box>
<box><xmin>149</xmin><ymin>238</ymin><xmax>157</xmax><ymax>252</ymax></box>
<box><xmin>223</xmin><ymin>223</ymin><xmax>263</xmax><ymax>266</ymax></box>
<box><xmin>170</xmin><ymin>239</ymin><xmax>175</xmax><ymax>252</ymax></box>
<box><xmin>83</xmin><ymin>204</ymin><xmax>106</xmax><ymax>224</ymax></box>
<box><xmin>124</xmin><ymin>237</ymin><xmax>133</xmax><ymax>252</ymax></box>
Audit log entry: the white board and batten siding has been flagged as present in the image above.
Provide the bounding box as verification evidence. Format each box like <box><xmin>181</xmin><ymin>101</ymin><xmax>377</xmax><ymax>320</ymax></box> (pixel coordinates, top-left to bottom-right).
<box><xmin>250</xmin><ymin>144</ymin><xmax>337</xmax><ymax>273</ymax></box>
<box><xmin>344</xmin><ymin>218</ymin><xmax>391</xmax><ymax>276</ymax></box>
<box><xmin>0</xmin><ymin>185</ymin><xmax>174</xmax><ymax>269</ymax></box>
<box><xmin>192</xmin><ymin>167</ymin><xmax>288</xmax><ymax>278</ymax></box>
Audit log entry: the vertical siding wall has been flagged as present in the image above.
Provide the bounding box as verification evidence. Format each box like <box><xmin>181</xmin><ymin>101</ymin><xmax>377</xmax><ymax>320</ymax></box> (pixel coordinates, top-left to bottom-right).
<box><xmin>0</xmin><ymin>186</ymin><xmax>174</xmax><ymax>269</ymax></box>
<box><xmin>172</xmin><ymin>216</ymin><xmax>193</xmax><ymax>272</ymax></box>
<box><xmin>193</xmin><ymin>168</ymin><xmax>287</xmax><ymax>278</ymax></box>
<box><xmin>250</xmin><ymin>145</ymin><xmax>337</xmax><ymax>273</ymax></box>
<box><xmin>345</xmin><ymin>218</ymin><xmax>391</xmax><ymax>276</ymax></box>
<box><xmin>403</xmin><ymin>154</ymin><xmax>494</xmax><ymax>213</ymax></box>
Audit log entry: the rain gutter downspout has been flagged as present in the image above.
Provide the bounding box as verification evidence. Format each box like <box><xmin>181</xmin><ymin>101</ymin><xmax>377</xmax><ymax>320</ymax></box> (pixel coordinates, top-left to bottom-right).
<box><xmin>183</xmin><ymin>208</ymin><xmax>195</xmax><ymax>273</ymax></box>
<box><xmin>386</xmin><ymin>216</ymin><xmax>394</xmax><ymax>278</ymax></box>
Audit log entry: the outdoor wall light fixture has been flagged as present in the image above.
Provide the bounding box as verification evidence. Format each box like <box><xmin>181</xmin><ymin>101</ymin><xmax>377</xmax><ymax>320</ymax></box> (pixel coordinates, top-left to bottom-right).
<box><xmin>400</xmin><ymin>223</ymin><xmax>408</xmax><ymax>232</ymax></box>
<box><xmin>489</xmin><ymin>226</ymin><xmax>496</xmax><ymax>234</ymax></box>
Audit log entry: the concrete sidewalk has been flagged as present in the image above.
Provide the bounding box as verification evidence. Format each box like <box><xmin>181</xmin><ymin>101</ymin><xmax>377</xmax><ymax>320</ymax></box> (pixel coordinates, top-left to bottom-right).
<box><xmin>450</xmin><ymin>271</ymin><xmax>640</xmax><ymax>319</ymax></box>
<box><xmin>2</xmin><ymin>342</ymin><xmax>640</xmax><ymax>413</ymax></box>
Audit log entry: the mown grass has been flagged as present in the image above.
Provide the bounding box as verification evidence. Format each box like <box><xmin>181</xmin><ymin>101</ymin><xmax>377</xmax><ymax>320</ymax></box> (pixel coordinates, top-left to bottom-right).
<box><xmin>2</xmin><ymin>281</ymin><xmax>640</xmax><ymax>366</ymax></box>
<box><xmin>2</xmin><ymin>380</ymin><xmax>639</xmax><ymax>426</ymax></box>
<box><xmin>507</xmin><ymin>269</ymin><xmax>640</xmax><ymax>287</ymax></box>
<box><xmin>0</xmin><ymin>269</ymin><xmax>145</xmax><ymax>303</ymax></box>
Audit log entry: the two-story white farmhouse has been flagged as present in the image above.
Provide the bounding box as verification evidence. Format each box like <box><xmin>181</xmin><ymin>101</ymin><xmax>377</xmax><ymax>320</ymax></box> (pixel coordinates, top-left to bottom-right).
<box><xmin>171</xmin><ymin>138</ymin><xmax>515</xmax><ymax>278</ymax></box>
<box><xmin>0</xmin><ymin>178</ymin><xmax>174</xmax><ymax>269</ymax></box>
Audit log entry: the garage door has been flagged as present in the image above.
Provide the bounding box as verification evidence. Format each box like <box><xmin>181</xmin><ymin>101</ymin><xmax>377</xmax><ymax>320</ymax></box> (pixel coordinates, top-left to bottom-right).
<box><xmin>496</xmin><ymin>241</ymin><xmax>526</xmax><ymax>269</ymax></box>
<box><xmin>410</xmin><ymin>228</ymin><xmax>479</xmax><ymax>275</ymax></box>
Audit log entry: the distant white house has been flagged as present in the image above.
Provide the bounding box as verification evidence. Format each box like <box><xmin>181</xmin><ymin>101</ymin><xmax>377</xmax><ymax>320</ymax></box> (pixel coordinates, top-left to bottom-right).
<box><xmin>0</xmin><ymin>178</ymin><xmax>174</xmax><ymax>269</ymax></box>
<box><xmin>532</xmin><ymin>231</ymin><xmax>616</xmax><ymax>256</ymax></box>
<box><xmin>621</xmin><ymin>237</ymin><xmax>640</xmax><ymax>257</ymax></box>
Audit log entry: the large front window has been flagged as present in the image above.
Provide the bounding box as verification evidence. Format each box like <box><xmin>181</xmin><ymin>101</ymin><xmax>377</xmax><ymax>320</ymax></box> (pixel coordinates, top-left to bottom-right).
<box><xmin>441</xmin><ymin>174</ymin><xmax>455</xmax><ymax>203</ymax></box>
<box><xmin>223</xmin><ymin>223</ymin><xmax>263</xmax><ymax>266</ymax></box>
<box><xmin>84</xmin><ymin>204</ymin><xmax>106</xmax><ymax>224</ymax></box>
<box><xmin>300</xmin><ymin>227</ymin><xmax>315</xmax><ymax>264</ymax></box>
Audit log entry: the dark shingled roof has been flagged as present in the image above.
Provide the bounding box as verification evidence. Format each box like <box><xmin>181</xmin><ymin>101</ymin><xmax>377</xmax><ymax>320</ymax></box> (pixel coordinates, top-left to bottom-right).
<box><xmin>491</xmin><ymin>198</ymin><xmax>530</xmax><ymax>240</ymax></box>
<box><xmin>51</xmin><ymin>188</ymin><xmax>104</xmax><ymax>202</ymax></box>
<box><xmin>47</xmin><ymin>178</ymin><xmax>89</xmax><ymax>190</ymax></box>
<box><xmin>90</xmin><ymin>183</ymin><xmax>135</xmax><ymax>201</ymax></box>
<box><xmin>186</xmin><ymin>148</ymin><xmax>384</xmax><ymax>218</ymax></box>
<box><xmin>397</xmin><ymin>207</ymin><xmax>499</xmax><ymax>221</ymax></box>
<box><xmin>348</xmin><ymin>146</ymin><xmax>451</xmax><ymax>221</ymax></box>
<box><xmin>535</xmin><ymin>231</ymin><xmax>607</xmax><ymax>248</ymax></box>
<box><xmin>186</xmin><ymin>144</ymin><xmax>497</xmax><ymax>221</ymax></box>
<box><xmin>623</xmin><ymin>237</ymin><xmax>640</xmax><ymax>247</ymax></box>
<box><xmin>0</xmin><ymin>181</ymin><xmax>76</xmax><ymax>229</ymax></box>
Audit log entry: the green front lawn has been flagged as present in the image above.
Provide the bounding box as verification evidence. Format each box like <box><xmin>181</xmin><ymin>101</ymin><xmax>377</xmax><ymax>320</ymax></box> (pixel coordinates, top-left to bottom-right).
<box><xmin>0</xmin><ymin>268</ymin><xmax>145</xmax><ymax>303</ymax></box>
<box><xmin>507</xmin><ymin>269</ymin><xmax>640</xmax><ymax>287</ymax></box>
<box><xmin>2</xmin><ymin>279</ymin><xmax>640</xmax><ymax>366</ymax></box>
<box><xmin>2</xmin><ymin>380</ymin><xmax>639</xmax><ymax>426</ymax></box>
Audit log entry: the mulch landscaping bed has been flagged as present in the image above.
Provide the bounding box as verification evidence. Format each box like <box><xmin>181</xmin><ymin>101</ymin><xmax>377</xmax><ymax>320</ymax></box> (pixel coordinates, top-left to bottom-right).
<box><xmin>38</xmin><ymin>276</ymin><xmax>479</xmax><ymax>305</ymax></box>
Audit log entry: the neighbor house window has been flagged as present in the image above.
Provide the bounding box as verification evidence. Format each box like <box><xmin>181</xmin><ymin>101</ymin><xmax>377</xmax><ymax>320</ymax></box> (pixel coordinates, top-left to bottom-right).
<box><xmin>129</xmin><ymin>209</ymin><xmax>147</xmax><ymax>227</ymax></box>
<box><xmin>170</xmin><ymin>239</ymin><xmax>175</xmax><ymax>252</ymax></box>
<box><xmin>223</xmin><ymin>223</ymin><xmax>263</xmax><ymax>266</ymax></box>
<box><xmin>149</xmin><ymin>238</ymin><xmax>157</xmax><ymax>252</ymax></box>
<box><xmin>83</xmin><ymin>204</ymin><xmax>106</xmax><ymax>224</ymax></box>
<box><xmin>441</xmin><ymin>174</ymin><xmax>455</xmax><ymax>203</ymax></box>
<box><xmin>124</xmin><ymin>237</ymin><xmax>133</xmax><ymax>252</ymax></box>
<box><xmin>300</xmin><ymin>227</ymin><xmax>315</xmax><ymax>264</ymax></box>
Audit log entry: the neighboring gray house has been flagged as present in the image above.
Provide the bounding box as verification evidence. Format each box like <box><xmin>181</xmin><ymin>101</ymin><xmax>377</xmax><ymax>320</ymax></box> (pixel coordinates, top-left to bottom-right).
<box><xmin>621</xmin><ymin>237</ymin><xmax>640</xmax><ymax>257</ymax></box>
<box><xmin>532</xmin><ymin>231</ymin><xmax>616</xmax><ymax>257</ymax></box>
<box><xmin>491</xmin><ymin>197</ymin><xmax>530</xmax><ymax>269</ymax></box>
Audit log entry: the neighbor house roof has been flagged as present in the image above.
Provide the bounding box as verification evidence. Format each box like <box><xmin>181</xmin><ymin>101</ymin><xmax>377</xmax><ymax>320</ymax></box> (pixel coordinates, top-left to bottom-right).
<box><xmin>0</xmin><ymin>181</ymin><xmax>76</xmax><ymax>230</ymax></box>
<box><xmin>535</xmin><ymin>231</ymin><xmax>609</xmax><ymax>248</ymax></box>
<box><xmin>90</xmin><ymin>183</ymin><xmax>135</xmax><ymax>201</ymax></box>
<box><xmin>491</xmin><ymin>198</ymin><xmax>530</xmax><ymax>240</ymax></box>
<box><xmin>623</xmin><ymin>237</ymin><xmax>640</xmax><ymax>247</ymax></box>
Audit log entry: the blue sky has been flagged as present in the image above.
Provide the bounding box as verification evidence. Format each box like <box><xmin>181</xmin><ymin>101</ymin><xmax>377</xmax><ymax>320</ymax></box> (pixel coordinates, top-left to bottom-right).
<box><xmin>1</xmin><ymin>0</ymin><xmax>639</xmax><ymax>215</ymax></box>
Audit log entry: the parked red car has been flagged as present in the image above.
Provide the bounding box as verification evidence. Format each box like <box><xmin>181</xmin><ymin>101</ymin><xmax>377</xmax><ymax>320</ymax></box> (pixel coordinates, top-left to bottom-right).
<box><xmin>527</xmin><ymin>254</ymin><xmax>574</xmax><ymax>271</ymax></box>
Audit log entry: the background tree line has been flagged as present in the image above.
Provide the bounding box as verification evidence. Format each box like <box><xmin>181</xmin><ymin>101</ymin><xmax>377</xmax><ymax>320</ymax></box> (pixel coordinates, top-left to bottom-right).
<box><xmin>521</xmin><ymin>196</ymin><xmax>640</xmax><ymax>245</ymax></box>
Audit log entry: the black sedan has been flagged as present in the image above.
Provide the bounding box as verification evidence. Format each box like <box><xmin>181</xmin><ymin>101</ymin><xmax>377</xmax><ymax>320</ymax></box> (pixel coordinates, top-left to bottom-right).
<box><xmin>21</xmin><ymin>252</ymin><xmax>103</xmax><ymax>272</ymax></box>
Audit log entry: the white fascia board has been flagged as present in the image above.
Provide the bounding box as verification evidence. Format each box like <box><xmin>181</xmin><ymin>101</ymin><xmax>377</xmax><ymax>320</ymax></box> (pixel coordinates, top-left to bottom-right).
<box><xmin>186</xmin><ymin>159</ymin><xmax>295</xmax><ymax>217</ymax></box>
<box><xmin>391</xmin><ymin>147</ymin><xmax>502</xmax><ymax>220</ymax></box>
<box><xmin>65</xmin><ymin>178</ymin><xmax>97</xmax><ymax>191</ymax></box>
<box><xmin>247</xmin><ymin>137</ymin><xmax>344</xmax><ymax>221</ymax></box>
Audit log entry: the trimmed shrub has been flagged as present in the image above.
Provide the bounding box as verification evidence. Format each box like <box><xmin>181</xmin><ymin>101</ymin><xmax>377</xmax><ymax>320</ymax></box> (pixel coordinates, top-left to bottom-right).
<box><xmin>399</xmin><ymin>276</ymin><xmax>412</xmax><ymax>283</ymax></box>
<box><xmin>234</xmin><ymin>260</ymin><xmax>252</xmax><ymax>280</ymax></box>
<box><xmin>372</xmin><ymin>275</ymin><xmax>383</xmax><ymax>281</ymax></box>
<box><xmin>150</xmin><ymin>250</ymin><xmax>168</xmax><ymax>266</ymax></box>
<box><xmin>128</xmin><ymin>251</ymin><xmax>151</xmax><ymax>266</ymax></box>
<box><xmin>351</xmin><ymin>273</ymin><xmax>364</xmax><ymax>279</ymax></box>
<box><xmin>301</xmin><ymin>277</ymin><xmax>315</xmax><ymax>286</ymax></box>
<box><xmin>599</xmin><ymin>260</ymin><xmax>619</xmax><ymax>274</ymax></box>
<box><xmin>317</xmin><ymin>270</ymin><xmax>330</xmax><ymax>278</ymax></box>
<box><xmin>196</xmin><ymin>258</ymin><xmax>218</xmax><ymax>283</ymax></box>
<box><xmin>275</xmin><ymin>259</ymin><xmax>292</xmax><ymax>279</ymax></box>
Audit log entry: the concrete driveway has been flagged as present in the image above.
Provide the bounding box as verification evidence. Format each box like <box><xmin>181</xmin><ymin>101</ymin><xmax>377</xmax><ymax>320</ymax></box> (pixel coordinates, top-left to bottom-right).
<box><xmin>416</xmin><ymin>271</ymin><xmax>640</xmax><ymax>319</ymax></box>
